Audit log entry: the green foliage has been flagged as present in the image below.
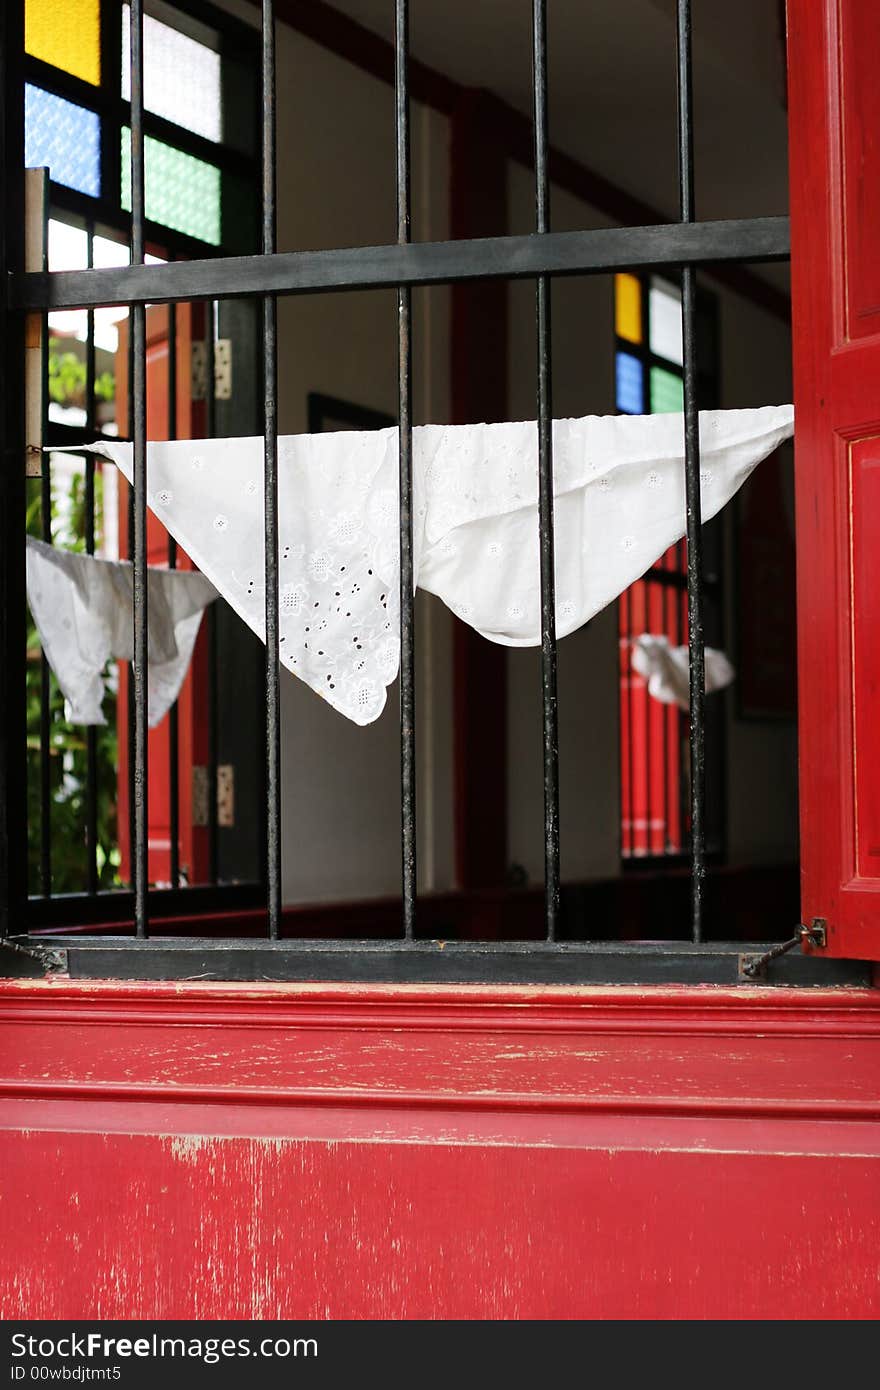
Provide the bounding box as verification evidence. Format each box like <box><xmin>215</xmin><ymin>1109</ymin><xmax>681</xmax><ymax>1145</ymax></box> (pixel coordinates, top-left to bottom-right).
<box><xmin>26</xmin><ymin>463</ymin><xmax>121</xmax><ymax>894</ymax></box>
<box><xmin>48</xmin><ymin>338</ymin><xmax>114</xmax><ymax>411</ymax></box>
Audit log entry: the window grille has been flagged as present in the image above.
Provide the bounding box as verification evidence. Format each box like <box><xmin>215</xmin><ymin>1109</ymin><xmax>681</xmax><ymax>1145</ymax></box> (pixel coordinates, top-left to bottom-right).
<box><xmin>3</xmin><ymin>0</ymin><xmax>866</xmax><ymax>987</ymax></box>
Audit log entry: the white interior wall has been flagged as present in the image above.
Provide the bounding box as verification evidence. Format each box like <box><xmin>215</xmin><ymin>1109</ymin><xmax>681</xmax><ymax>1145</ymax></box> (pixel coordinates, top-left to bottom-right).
<box><xmin>715</xmin><ymin>288</ymin><xmax>798</xmax><ymax>864</ymax></box>
<box><xmin>266</xmin><ymin>22</ymin><xmax>455</xmax><ymax>904</ymax></box>
<box><xmin>219</xmin><ymin>2</ymin><xmax>796</xmax><ymax>899</ymax></box>
<box><xmin>506</xmin><ymin>164</ymin><xmax>621</xmax><ymax>886</ymax></box>
<box><xmin>506</xmin><ymin>160</ymin><xmax>797</xmax><ymax>883</ymax></box>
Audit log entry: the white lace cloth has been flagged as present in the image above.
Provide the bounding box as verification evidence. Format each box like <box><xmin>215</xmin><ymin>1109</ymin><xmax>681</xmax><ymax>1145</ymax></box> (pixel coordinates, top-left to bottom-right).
<box><xmin>26</xmin><ymin>536</ymin><xmax>217</xmax><ymax>726</ymax></box>
<box><xmin>70</xmin><ymin>404</ymin><xmax>793</xmax><ymax>725</ymax></box>
<box><xmin>631</xmin><ymin>633</ymin><xmax>735</xmax><ymax>710</ymax></box>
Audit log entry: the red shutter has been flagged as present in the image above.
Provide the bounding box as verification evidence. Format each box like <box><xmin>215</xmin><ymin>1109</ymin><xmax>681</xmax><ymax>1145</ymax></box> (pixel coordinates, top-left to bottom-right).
<box><xmin>788</xmin><ymin>0</ymin><xmax>880</xmax><ymax>957</ymax></box>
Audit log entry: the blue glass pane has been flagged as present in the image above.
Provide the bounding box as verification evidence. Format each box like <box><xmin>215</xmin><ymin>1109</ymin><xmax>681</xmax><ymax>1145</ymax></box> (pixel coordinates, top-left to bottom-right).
<box><xmin>615</xmin><ymin>350</ymin><xmax>644</xmax><ymax>414</ymax></box>
<box><xmin>25</xmin><ymin>84</ymin><xmax>101</xmax><ymax>198</ymax></box>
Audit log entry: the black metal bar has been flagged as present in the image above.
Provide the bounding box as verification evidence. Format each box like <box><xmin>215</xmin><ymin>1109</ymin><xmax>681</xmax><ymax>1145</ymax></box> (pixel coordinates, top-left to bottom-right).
<box><xmin>38</xmin><ymin>306</ymin><xmax>51</xmax><ymax>898</ymax></box>
<box><xmin>167</xmin><ymin>298</ymin><xmax>180</xmax><ymax>891</ymax></box>
<box><xmin>205</xmin><ymin>302</ymin><xmax>219</xmax><ymax>886</ymax></box>
<box><xmin>84</xmin><ymin>226</ymin><xmax>98</xmax><ymax>897</ymax></box>
<box><xmin>15</xmin><ymin>217</ymin><xmax>792</xmax><ymax>311</ymax></box>
<box><xmin>1</xmin><ymin>0</ymin><xmax>29</xmax><ymax>939</ymax></box>
<box><xmin>625</xmin><ymin>585</ymin><xmax>635</xmax><ymax>858</ymax></box>
<box><xmin>676</xmin><ymin>0</ymin><xmax>705</xmax><ymax>942</ymax></box>
<box><xmin>643</xmin><ymin>580</ymin><xmax>653</xmax><ymax>855</ymax></box>
<box><xmin>130</xmin><ymin>0</ymin><xmax>149</xmax><ymax>938</ymax></box>
<box><xmin>532</xmin><ymin>0</ymin><xmax>560</xmax><ymax>940</ymax></box>
<box><xmin>47</xmin><ymin>937</ymin><xmax>870</xmax><ymax>990</ymax></box>
<box><xmin>395</xmin><ymin>0</ymin><xmax>416</xmax><ymax>939</ymax></box>
<box><xmin>262</xmin><ymin>0</ymin><xmax>281</xmax><ymax>939</ymax></box>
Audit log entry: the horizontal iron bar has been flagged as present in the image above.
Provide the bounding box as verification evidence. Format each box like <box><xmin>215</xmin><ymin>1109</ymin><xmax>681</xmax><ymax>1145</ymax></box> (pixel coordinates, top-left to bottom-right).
<box><xmin>14</xmin><ymin>217</ymin><xmax>790</xmax><ymax>311</ymax></box>
<box><xmin>19</xmin><ymin>936</ymin><xmax>869</xmax><ymax>987</ymax></box>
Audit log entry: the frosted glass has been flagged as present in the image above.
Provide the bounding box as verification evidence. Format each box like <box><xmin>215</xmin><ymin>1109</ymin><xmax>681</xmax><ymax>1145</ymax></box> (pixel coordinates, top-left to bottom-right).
<box><xmin>616</xmin><ymin>351</ymin><xmax>644</xmax><ymax>415</ymax></box>
<box><xmin>26</xmin><ymin>0</ymin><xmax>101</xmax><ymax>87</ymax></box>
<box><xmin>615</xmin><ymin>273</ymin><xmax>642</xmax><ymax>344</ymax></box>
<box><xmin>25</xmin><ymin>85</ymin><xmax>101</xmax><ymax>198</ymax></box>
<box><xmin>650</xmin><ymin>365</ymin><xmax>684</xmax><ymax>414</ymax></box>
<box><xmin>122</xmin><ymin>5</ymin><xmax>222</xmax><ymax>144</ymax></box>
<box><xmin>649</xmin><ymin>278</ymin><xmax>683</xmax><ymax>366</ymax></box>
<box><xmin>121</xmin><ymin>131</ymin><xmax>221</xmax><ymax>246</ymax></box>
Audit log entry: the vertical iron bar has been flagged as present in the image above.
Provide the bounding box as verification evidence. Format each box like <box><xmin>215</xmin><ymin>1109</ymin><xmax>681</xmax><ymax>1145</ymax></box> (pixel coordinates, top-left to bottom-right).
<box><xmin>38</xmin><ymin>283</ymin><xmax>51</xmax><ymax>896</ymax></box>
<box><xmin>662</xmin><ymin>573</ymin><xmax>670</xmax><ymax>852</ymax></box>
<box><xmin>262</xmin><ymin>0</ymin><xmax>282</xmax><ymax>938</ymax></box>
<box><xmin>167</xmin><ymin>297</ymin><xmax>180</xmax><ymax>890</ymax></box>
<box><xmin>643</xmin><ymin>581</ymin><xmax>652</xmax><ymax>855</ymax></box>
<box><xmin>84</xmin><ymin>226</ymin><xmax>98</xmax><ymax>896</ymax></box>
<box><xmin>676</xmin><ymin>0</ymin><xmax>705</xmax><ymax>940</ymax></box>
<box><xmin>205</xmin><ymin>303</ymin><xmax>219</xmax><ymax>885</ymax></box>
<box><xmin>532</xmin><ymin>0</ymin><xmax>560</xmax><ymax>939</ymax></box>
<box><xmin>625</xmin><ymin>585</ymin><xmax>634</xmax><ymax>858</ymax></box>
<box><xmin>0</xmin><ymin>0</ymin><xmax>28</xmax><ymax>938</ymax></box>
<box><xmin>130</xmin><ymin>0</ymin><xmax>149</xmax><ymax>937</ymax></box>
<box><xmin>395</xmin><ymin>0</ymin><xmax>416</xmax><ymax>939</ymax></box>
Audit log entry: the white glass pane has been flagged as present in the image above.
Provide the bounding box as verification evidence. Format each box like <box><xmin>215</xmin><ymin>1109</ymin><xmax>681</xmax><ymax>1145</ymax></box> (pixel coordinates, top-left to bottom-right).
<box><xmin>122</xmin><ymin>5</ymin><xmax>222</xmax><ymax>143</ymax></box>
<box><xmin>649</xmin><ymin>278</ymin><xmax>683</xmax><ymax>366</ymax></box>
<box><xmin>48</xmin><ymin>218</ymin><xmax>88</xmax><ymax>271</ymax></box>
<box><xmin>92</xmin><ymin>235</ymin><xmax>130</xmax><ymax>353</ymax></box>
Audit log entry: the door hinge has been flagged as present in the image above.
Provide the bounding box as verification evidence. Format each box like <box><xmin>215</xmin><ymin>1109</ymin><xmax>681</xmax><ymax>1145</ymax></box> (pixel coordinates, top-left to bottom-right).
<box><xmin>191</xmin><ymin>339</ymin><xmax>232</xmax><ymax>401</ymax></box>
<box><xmin>192</xmin><ymin>764</ymin><xmax>234</xmax><ymax>827</ymax></box>
<box><xmin>739</xmin><ymin>919</ymin><xmax>827</xmax><ymax>980</ymax></box>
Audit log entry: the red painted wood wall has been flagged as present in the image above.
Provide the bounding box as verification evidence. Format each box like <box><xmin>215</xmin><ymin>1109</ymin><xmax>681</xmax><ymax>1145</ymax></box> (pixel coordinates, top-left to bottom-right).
<box><xmin>2</xmin><ymin>979</ymin><xmax>879</xmax><ymax>1320</ymax></box>
<box><xmin>3</xmin><ymin>0</ymin><xmax>880</xmax><ymax>1325</ymax></box>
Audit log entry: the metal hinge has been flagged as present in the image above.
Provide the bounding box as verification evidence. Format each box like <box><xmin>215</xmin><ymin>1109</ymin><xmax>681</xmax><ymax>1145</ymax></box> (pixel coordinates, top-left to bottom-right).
<box><xmin>192</xmin><ymin>764</ymin><xmax>235</xmax><ymax>827</ymax></box>
<box><xmin>191</xmin><ymin>339</ymin><xmax>232</xmax><ymax>401</ymax></box>
<box><xmin>739</xmin><ymin>919</ymin><xmax>827</xmax><ymax>980</ymax></box>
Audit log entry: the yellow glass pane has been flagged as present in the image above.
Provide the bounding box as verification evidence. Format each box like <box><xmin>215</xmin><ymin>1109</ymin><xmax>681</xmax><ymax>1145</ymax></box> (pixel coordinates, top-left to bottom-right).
<box><xmin>615</xmin><ymin>273</ymin><xmax>642</xmax><ymax>344</ymax></box>
<box><xmin>26</xmin><ymin>0</ymin><xmax>101</xmax><ymax>87</ymax></box>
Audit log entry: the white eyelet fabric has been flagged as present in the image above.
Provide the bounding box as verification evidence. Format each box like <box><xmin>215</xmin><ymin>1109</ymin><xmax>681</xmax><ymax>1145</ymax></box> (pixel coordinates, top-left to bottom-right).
<box><xmin>631</xmin><ymin>632</ymin><xmax>736</xmax><ymax>710</ymax></box>
<box><xmin>26</xmin><ymin>536</ymin><xmax>217</xmax><ymax>726</ymax></box>
<box><xmin>66</xmin><ymin>404</ymin><xmax>793</xmax><ymax>726</ymax></box>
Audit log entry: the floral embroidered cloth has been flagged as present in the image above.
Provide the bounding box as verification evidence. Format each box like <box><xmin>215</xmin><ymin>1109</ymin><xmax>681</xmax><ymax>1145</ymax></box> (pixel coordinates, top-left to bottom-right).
<box><xmin>69</xmin><ymin>404</ymin><xmax>793</xmax><ymax>725</ymax></box>
<box><xmin>26</xmin><ymin>535</ymin><xmax>217</xmax><ymax>726</ymax></box>
<box><xmin>631</xmin><ymin>632</ymin><xmax>736</xmax><ymax>710</ymax></box>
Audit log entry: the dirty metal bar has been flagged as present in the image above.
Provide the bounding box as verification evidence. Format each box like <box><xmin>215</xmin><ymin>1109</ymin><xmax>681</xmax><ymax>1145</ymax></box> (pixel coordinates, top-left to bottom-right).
<box><xmin>676</xmin><ymin>0</ymin><xmax>705</xmax><ymax>942</ymax></box>
<box><xmin>30</xmin><ymin>171</ymin><xmax>51</xmax><ymax>898</ymax></box>
<box><xmin>84</xmin><ymin>226</ymin><xmax>98</xmax><ymax>897</ymax></box>
<box><xmin>205</xmin><ymin>302</ymin><xmax>219</xmax><ymax>886</ymax></box>
<box><xmin>130</xmin><ymin>0</ymin><xmax>148</xmax><ymax>937</ymax></box>
<box><xmin>532</xmin><ymin>0</ymin><xmax>560</xmax><ymax>940</ymax></box>
<box><xmin>396</xmin><ymin>0</ymin><xmax>416</xmax><ymax>939</ymax></box>
<box><xmin>167</xmin><ymin>297</ymin><xmax>180</xmax><ymax>891</ymax></box>
<box><xmin>16</xmin><ymin>218</ymin><xmax>792</xmax><ymax>312</ymax></box>
<box><xmin>262</xmin><ymin>0</ymin><xmax>282</xmax><ymax>939</ymax></box>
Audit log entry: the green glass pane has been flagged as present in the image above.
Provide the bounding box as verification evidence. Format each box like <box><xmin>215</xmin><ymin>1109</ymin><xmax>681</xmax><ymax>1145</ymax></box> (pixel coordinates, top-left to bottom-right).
<box><xmin>650</xmin><ymin>365</ymin><xmax>684</xmax><ymax>414</ymax></box>
<box><xmin>121</xmin><ymin>130</ymin><xmax>221</xmax><ymax>246</ymax></box>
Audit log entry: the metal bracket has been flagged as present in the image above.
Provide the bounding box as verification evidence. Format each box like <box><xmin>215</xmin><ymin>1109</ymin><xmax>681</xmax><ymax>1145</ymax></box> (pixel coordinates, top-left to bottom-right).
<box><xmin>192</xmin><ymin>764</ymin><xmax>234</xmax><ymax>827</ymax></box>
<box><xmin>1</xmin><ymin>937</ymin><xmax>67</xmax><ymax>977</ymax></box>
<box><xmin>191</xmin><ymin>339</ymin><xmax>232</xmax><ymax>401</ymax></box>
<box><xmin>738</xmin><ymin>919</ymin><xmax>828</xmax><ymax>980</ymax></box>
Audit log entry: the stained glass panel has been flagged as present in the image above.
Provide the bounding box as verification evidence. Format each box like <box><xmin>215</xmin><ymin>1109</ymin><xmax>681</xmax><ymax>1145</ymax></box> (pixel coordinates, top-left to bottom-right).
<box><xmin>122</xmin><ymin>5</ymin><xmax>222</xmax><ymax>144</ymax></box>
<box><xmin>25</xmin><ymin>0</ymin><xmax>101</xmax><ymax>87</ymax></box>
<box><xmin>121</xmin><ymin>132</ymin><xmax>221</xmax><ymax>246</ymax></box>
<box><xmin>616</xmin><ymin>351</ymin><xmax>644</xmax><ymax>415</ymax></box>
<box><xmin>649</xmin><ymin>278</ymin><xmax>683</xmax><ymax>365</ymax></box>
<box><xmin>25</xmin><ymin>85</ymin><xmax>101</xmax><ymax>198</ymax></box>
<box><xmin>615</xmin><ymin>273</ymin><xmax>642</xmax><ymax>344</ymax></box>
<box><xmin>650</xmin><ymin>365</ymin><xmax>685</xmax><ymax>414</ymax></box>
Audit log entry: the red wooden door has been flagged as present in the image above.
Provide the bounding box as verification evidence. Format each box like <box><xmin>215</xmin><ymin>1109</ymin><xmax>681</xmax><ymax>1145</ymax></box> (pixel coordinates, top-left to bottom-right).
<box><xmin>788</xmin><ymin>0</ymin><xmax>880</xmax><ymax>957</ymax></box>
<box><xmin>115</xmin><ymin>304</ymin><xmax>210</xmax><ymax>887</ymax></box>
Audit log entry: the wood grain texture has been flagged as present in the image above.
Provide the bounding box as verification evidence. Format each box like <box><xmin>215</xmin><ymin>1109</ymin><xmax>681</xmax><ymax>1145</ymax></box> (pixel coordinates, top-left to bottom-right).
<box><xmin>788</xmin><ymin>0</ymin><xmax>880</xmax><ymax>958</ymax></box>
<box><xmin>2</xmin><ymin>978</ymin><xmax>879</xmax><ymax>1319</ymax></box>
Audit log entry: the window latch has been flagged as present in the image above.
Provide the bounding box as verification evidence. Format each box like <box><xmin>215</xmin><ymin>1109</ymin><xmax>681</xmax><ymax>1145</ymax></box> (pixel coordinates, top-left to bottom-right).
<box><xmin>739</xmin><ymin>919</ymin><xmax>827</xmax><ymax>980</ymax></box>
